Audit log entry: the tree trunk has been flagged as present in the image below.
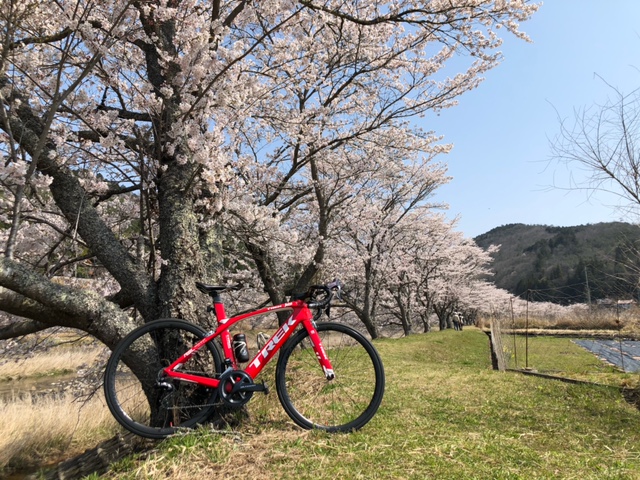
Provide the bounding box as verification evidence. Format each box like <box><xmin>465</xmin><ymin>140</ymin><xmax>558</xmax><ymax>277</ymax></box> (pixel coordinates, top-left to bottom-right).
<box><xmin>394</xmin><ymin>293</ymin><xmax>413</xmax><ymax>336</ymax></box>
<box><xmin>419</xmin><ymin>312</ymin><xmax>431</xmax><ymax>333</ymax></box>
<box><xmin>346</xmin><ymin>298</ymin><xmax>380</xmax><ymax>340</ymax></box>
<box><xmin>359</xmin><ymin>310</ymin><xmax>380</xmax><ymax>340</ymax></box>
<box><xmin>245</xmin><ymin>242</ymin><xmax>290</xmax><ymax>325</ymax></box>
<box><xmin>156</xmin><ymin>160</ymin><xmax>212</xmax><ymax>322</ymax></box>
<box><xmin>433</xmin><ymin>304</ymin><xmax>449</xmax><ymax>331</ymax></box>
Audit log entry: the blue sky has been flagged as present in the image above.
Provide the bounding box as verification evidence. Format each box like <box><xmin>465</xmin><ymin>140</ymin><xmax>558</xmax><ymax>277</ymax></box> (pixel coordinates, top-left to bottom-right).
<box><xmin>426</xmin><ymin>1</ymin><xmax>640</xmax><ymax>238</ymax></box>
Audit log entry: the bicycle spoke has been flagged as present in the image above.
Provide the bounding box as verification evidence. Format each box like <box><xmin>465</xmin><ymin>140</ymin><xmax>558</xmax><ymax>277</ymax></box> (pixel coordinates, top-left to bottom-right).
<box><xmin>276</xmin><ymin>323</ymin><xmax>385</xmax><ymax>432</ymax></box>
<box><xmin>104</xmin><ymin>319</ymin><xmax>222</xmax><ymax>439</ymax></box>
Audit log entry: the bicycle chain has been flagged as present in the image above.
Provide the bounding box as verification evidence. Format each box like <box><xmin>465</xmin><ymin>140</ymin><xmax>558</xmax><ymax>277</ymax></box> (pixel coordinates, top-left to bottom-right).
<box><xmin>164</xmin><ymin>401</ymin><xmax>222</xmax><ymax>410</ymax></box>
<box><xmin>160</xmin><ymin>375</ymin><xmax>222</xmax><ymax>410</ymax></box>
<box><xmin>161</xmin><ymin>394</ymin><xmax>223</xmax><ymax>410</ymax></box>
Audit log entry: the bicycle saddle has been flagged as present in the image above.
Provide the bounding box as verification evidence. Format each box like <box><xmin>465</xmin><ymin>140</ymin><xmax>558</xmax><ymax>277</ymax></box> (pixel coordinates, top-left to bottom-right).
<box><xmin>195</xmin><ymin>282</ymin><xmax>242</xmax><ymax>295</ymax></box>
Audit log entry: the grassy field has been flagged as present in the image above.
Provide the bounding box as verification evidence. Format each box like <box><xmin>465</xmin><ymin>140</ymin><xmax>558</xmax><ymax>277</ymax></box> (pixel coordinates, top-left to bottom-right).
<box><xmin>91</xmin><ymin>327</ymin><xmax>640</xmax><ymax>480</ymax></box>
<box><xmin>505</xmin><ymin>334</ymin><xmax>640</xmax><ymax>385</ymax></box>
<box><xmin>0</xmin><ymin>346</ymin><xmax>103</xmax><ymax>381</ymax></box>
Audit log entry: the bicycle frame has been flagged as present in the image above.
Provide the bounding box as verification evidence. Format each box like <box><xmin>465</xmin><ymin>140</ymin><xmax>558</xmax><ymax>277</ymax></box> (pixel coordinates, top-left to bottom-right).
<box><xmin>162</xmin><ymin>299</ymin><xmax>335</xmax><ymax>388</ymax></box>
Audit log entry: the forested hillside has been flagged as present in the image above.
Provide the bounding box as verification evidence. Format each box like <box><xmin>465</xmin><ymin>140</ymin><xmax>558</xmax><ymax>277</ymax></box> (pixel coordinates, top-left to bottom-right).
<box><xmin>474</xmin><ymin>223</ymin><xmax>640</xmax><ymax>304</ymax></box>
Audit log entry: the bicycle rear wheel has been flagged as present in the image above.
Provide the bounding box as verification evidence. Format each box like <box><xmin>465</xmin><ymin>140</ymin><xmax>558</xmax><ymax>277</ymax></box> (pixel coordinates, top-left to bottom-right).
<box><xmin>275</xmin><ymin>322</ymin><xmax>385</xmax><ymax>432</ymax></box>
<box><xmin>104</xmin><ymin>319</ymin><xmax>222</xmax><ymax>439</ymax></box>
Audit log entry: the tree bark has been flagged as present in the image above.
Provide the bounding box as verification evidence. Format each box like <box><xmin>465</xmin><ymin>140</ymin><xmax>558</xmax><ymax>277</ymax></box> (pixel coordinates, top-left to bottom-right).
<box><xmin>0</xmin><ymin>257</ymin><xmax>139</xmax><ymax>349</ymax></box>
<box><xmin>156</xmin><ymin>160</ymin><xmax>213</xmax><ymax>322</ymax></box>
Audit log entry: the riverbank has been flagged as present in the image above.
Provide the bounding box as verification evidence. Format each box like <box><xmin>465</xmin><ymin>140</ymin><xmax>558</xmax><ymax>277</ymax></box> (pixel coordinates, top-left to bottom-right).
<box><xmin>0</xmin><ymin>340</ymin><xmax>119</xmax><ymax>476</ymax></box>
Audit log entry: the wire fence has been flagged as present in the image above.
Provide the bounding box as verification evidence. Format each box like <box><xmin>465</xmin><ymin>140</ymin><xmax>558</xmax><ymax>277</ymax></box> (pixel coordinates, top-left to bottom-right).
<box><xmin>486</xmin><ymin>287</ymin><xmax>640</xmax><ymax>386</ymax></box>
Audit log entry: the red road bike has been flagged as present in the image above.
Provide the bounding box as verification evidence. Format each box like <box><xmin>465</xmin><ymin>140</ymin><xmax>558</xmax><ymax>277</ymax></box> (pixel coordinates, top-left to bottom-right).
<box><xmin>103</xmin><ymin>280</ymin><xmax>385</xmax><ymax>439</ymax></box>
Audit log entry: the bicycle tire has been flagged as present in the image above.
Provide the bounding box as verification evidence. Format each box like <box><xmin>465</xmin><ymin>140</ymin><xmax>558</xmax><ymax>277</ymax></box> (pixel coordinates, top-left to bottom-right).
<box><xmin>104</xmin><ymin>318</ymin><xmax>222</xmax><ymax>439</ymax></box>
<box><xmin>275</xmin><ymin>322</ymin><xmax>385</xmax><ymax>432</ymax></box>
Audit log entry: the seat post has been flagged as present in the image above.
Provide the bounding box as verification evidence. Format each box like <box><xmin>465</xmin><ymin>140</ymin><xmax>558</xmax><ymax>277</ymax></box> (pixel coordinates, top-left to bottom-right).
<box><xmin>195</xmin><ymin>282</ymin><xmax>232</xmax><ymax>321</ymax></box>
<box><xmin>212</xmin><ymin>296</ymin><xmax>228</xmax><ymax>323</ymax></box>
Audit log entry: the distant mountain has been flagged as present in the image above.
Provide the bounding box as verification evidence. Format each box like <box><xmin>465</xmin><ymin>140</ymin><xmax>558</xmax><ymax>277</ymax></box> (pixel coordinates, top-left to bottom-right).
<box><xmin>474</xmin><ymin>222</ymin><xmax>640</xmax><ymax>304</ymax></box>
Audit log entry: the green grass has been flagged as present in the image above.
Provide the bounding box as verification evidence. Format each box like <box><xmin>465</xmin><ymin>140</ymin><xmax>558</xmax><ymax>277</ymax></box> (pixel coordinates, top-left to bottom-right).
<box><xmin>104</xmin><ymin>328</ymin><xmax>640</xmax><ymax>479</ymax></box>
<box><xmin>505</xmin><ymin>334</ymin><xmax>640</xmax><ymax>387</ymax></box>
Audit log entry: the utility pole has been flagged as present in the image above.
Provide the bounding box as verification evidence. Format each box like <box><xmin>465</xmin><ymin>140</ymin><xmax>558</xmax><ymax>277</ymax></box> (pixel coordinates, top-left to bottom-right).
<box><xmin>584</xmin><ymin>266</ymin><xmax>591</xmax><ymax>305</ymax></box>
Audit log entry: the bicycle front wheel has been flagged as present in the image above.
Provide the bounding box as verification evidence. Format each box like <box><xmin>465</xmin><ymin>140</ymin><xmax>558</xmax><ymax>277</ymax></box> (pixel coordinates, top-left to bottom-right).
<box><xmin>275</xmin><ymin>322</ymin><xmax>385</xmax><ymax>432</ymax></box>
<box><xmin>104</xmin><ymin>319</ymin><xmax>222</xmax><ymax>439</ymax></box>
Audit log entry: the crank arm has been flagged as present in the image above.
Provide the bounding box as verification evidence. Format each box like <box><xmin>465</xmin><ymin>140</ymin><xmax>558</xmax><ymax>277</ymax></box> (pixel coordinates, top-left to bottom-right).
<box><xmin>232</xmin><ymin>382</ymin><xmax>269</xmax><ymax>394</ymax></box>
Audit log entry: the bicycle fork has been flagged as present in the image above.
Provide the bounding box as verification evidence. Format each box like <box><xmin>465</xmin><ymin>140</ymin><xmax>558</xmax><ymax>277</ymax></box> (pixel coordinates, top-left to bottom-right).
<box><xmin>302</xmin><ymin>319</ymin><xmax>336</xmax><ymax>381</ymax></box>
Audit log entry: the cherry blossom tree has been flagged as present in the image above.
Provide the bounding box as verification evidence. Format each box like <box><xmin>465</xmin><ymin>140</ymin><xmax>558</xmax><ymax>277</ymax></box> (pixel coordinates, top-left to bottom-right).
<box><xmin>377</xmin><ymin>213</ymin><xmax>459</xmax><ymax>336</ymax></box>
<box><xmin>421</xmin><ymin>234</ymin><xmax>497</xmax><ymax>330</ymax></box>
<box><xmin>0</xmin><ymin>0</ymin><xmax>539</xmax><ymax>350</ymax></box>
<box><xmin>322</xmin><ymin>203</ymin><xmax>500</xmax><ymax>336</ymax></box>
<box><xmin>221</xmin><ymin>0</ymin><xmax>540</xmax><ymax>315</ymax></box>
<box><xmin>323</xmin><ymin>147</ymin><xmax>450</xmax><ymax>338</ymax></box>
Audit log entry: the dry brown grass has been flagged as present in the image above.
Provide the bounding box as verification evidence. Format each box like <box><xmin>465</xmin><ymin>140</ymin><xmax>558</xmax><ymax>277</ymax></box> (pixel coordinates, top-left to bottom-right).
<box><xmin>0</xmin><ymin>346</ymin><xmax>105</xmax><ymax>380</ymax></box>
<box><xmin>479</xmin><ymin>307</ymin><xmax>640</xmax><ymax>338</ymax></box>
<box><xmin>0</xmin><ymin>390</ymin><xmax>119</xmax><ymax>471</ymax></box>
<box><xmin>0</xmin><ymin>341</ymin><xmax>115</xmax><ymax>473</ymax></box>
<box><xmin>118</xmin><ymin>426</ymin><xmax>311</xmax><ymax>479</ymax></box>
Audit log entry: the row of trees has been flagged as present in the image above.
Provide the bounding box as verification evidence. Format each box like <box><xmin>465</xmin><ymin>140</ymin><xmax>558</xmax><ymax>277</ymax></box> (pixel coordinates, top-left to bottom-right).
<box><xmin>0</xmin><ymin>0</ymin><xmax>539</xmax><ymax>349</ymax></box>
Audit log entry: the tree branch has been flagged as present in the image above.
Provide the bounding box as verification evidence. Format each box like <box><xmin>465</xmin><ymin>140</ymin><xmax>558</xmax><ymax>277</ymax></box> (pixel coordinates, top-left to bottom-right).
<box><xmin>94</xmin><ymin>105</ymin><xmax>153</xmax><ymax>122</ymax></box>
<box><xmin>0</xmin><ymin>317</ymin><xmax>50</xmax><ymax>340</ymax></box>
<box><xmin>8</xmin><ymin>21</ymin><xmax>104</xmax><ymax>50</ymax></box>
<box><xmin>9</xmin><ymin>27</ymin><xmax>73</xmax><ymax>49</ymax></box>
<box><xmin>0</xmin><ymin>257</ymin><xmax>140</xmax><ymax>348</ymax></box>
<box><xmin>3</xmin><ymin>83</ymin><xmax>158</xmax><ymax>320</ymax></box>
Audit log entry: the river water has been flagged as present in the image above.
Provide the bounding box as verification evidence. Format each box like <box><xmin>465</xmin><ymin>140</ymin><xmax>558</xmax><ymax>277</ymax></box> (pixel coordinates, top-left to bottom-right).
<box><xmin>0</xmin><ymin>372</ymin><xmax>78</xmax><ymax>402</ymax></box>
